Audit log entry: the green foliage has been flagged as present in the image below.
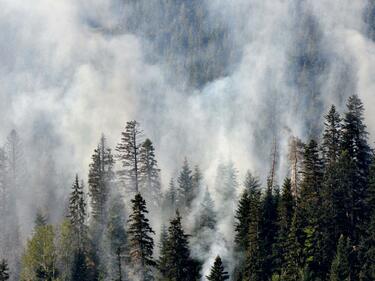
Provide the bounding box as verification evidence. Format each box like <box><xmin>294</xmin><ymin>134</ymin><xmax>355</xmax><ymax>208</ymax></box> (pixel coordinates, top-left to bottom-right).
<box><xmin>330</xmin><ymin>235</ymin><xmax>350</xmax><ymax>281</ymax></box>
<box><xmin>127</xmin><ymin>193</ymin><xmax>155</xmax><ymax>281</ymax></box>
<box><xmin>21</xmin><ymin>224</ymin><xmax>58</xmax><ymax>281</ymax></box>
<box><xmin>206</xmin><ymin>256</ymin><xmax>229</xmax><ymax>281</ymax></box>
<box><xmin>158</xmin><ymin>211</ymin><xmax>201</xmax><ymax>281</ymax></box>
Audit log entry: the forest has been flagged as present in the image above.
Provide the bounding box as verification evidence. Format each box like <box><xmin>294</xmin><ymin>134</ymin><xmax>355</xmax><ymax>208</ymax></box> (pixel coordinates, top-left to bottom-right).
<box><xmin>0</xmin><ymin>94</ymin><xmax>374</xmax><ymax>281</ymax></box>
<box><xmin>2</xmin><ymin>0</ymin><xmax>375</xmax><ymax>280</ymax></box>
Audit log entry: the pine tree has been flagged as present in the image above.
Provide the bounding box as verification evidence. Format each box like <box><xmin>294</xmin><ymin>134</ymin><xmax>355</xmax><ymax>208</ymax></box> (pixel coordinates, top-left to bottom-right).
<box><xmin>322</xmin><ymin>105</ymin><xmax>342</xmax><ymax>165</ymax></box>
<box><xmin>107</xmin><ymin>191</ymin><xmax>127</xmax><ymax>281</ymax></box>
<box><xmin>342</xmin><ymin>95</ymin><xmax>372</xmax><ymax>241</ymax></box>
<box><xmin>139</xmin><ymin>138</ymin><xmax>162</xmax><ymax>208</ymax></box>
<box><xmin>116</xmin><ymin>121</ymin><xmax>143</xmax><ymax>194</ymax></box>
<box><xmin>206</xmin><ymin>256</ymin><xmax>229</xmax><ymax>281</ymax></box>
<box><xmin>298</xmin><ymin>140</ymin><xmax>327</xmax><ymax>279</ymax></box>
<box><xmin>274</xmin><ymin>178</ymin><xmax>295</xmax><ymax>276</ymax></box>
<box><xmin>68</xmin><ymin>175</ymin><xmax>87</xmax><ymax>249</ymax></box>
<box><xmin>0</xmin><ymin>260</ymin><xmax>9</xmax><ymax>281</ymax></box>
<box><xmin>194</xmin><ymin>188</ymin><xmax>216</xmax><ymax>231</ymax></box>
<box><xmin>330</xmin><ymin>235</ymin><xmax>350</xmax><ymax>281</ymax></box>
<box><xmin>34</xmin><ymin>210</ymin><xmax>47</xmax><ymax>228</ymax></box>
<box><xmin>158</xmin><ymin>211</ymin><xmax>201</xmax><ymax>281</ymax></box>
<box><xmin>177</xmin><ymin>158</ymin><xmax>194</xmax><ymax>211</ymax></box>
<box><xmin>243</xmin><ymin>179</ymin><xmax>262</xmax><ymax>281</ymax></box>
<box><xmin>157</xmin><ymin>225</ymin><xmax>169</xmax><ymax>278</ymax></box>
<box><xmin>192</xmin><ymin>165</ymin><xmax>203</xmax><ymax>198</ymax></box>
<box><xmin>88</xmin><ymin>135</ymin><xmax>114</xmax><ymax>224</ymax></box>
<box><xmin>165</xmin><ymin>178</ymin><xmax>177</xmax><ymax>211</ymax></box>
<box><xmin>127</xmin><ymin>193</ymin><xmax>155</xmax><ymax>280</ymax></box>
<box><xmin>281</xmin><ymin>214</ymin><xmax>302</xmax><ymax>281</ymax></box>
<box><xmin>234</xmin><ymin>171</ymin><xmax>261</xmax><ymax>252</ymax></box>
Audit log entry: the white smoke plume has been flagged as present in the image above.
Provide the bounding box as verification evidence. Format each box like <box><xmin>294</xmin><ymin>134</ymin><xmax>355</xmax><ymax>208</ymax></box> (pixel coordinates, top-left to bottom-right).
<box><xmin>1</xmin><ymin>0</ymin><xmax>375</xmax><ymax>279</ymax></box>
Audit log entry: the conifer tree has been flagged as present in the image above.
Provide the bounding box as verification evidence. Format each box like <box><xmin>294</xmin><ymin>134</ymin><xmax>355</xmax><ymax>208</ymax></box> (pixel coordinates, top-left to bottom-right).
<box><xmin>192</xmin><ymin>165</ymin><xmax>203</xmax><ymax>198</ymax></box>
<box><xmin>243</xmin><ymin>181</ymin><xmax>262</xmax><ymax>281</ymax></box>
<box><xmin>194</xmin><ymin>188</ymin><xmax>216</xmax><ymax>231</ymax></box>
<box><xmin>157</xmin><ymin>225</ymin><xmax>169</xmax><ymax>278</ymax></box>
<box><xmin>116</xmin><ymin>121</ymin><xmax>143</xmax><ymax>194</ymax></box>
<box><xmin>322</xmin><ymin>105</ymin><xmax>342</xmax><ymax>165</ymax></box>
<box><xmin>206</xmin><ymin>256</ymin><xmax>229</xmax><ymax>281</ymax></box>
<box><xmin>68</xmin><ymin>175</ymin><xmax>87</xmax><ymax>249</ymax></box>
<box><xmin>342</xmin><ymin>95</ymin><xmax>372</xmax><ymax>241</ymax></box>
<box><xmin>107</xmin><ymin>191</ymin><xmax>127</xmax><ymax>281</ymax></box>
<box><xmin>177</xmin><ymin>158</ymin><xmax>194</xmax><ymax>211</ymax></box>
<box><xmin>89</xmin><ymin>135</ymin><xmax>114</xmax><ymax>224</ymax></box>
<box><xmin>330</xmin><ymin>235</ymin><xmax>350</xmax><ymax>281</ymax></box>
<box><xmin>281</xmin><ymin>214</ymin><xmax>302</xmax><ymax>281</ymax></box>
<box><xmin>259</xmin><ymin>184</ymin><xmax>278</xmax><ymax>280</ymax></box>
<box><xmin>0</xmin><ymin>260</ymin><xmax>9</xmax><ymax>281</ymax></box>
<box><xmin>127</xmin><ymin>193</ymin><xmax>155</xmax><ymax>280</ymax></box>
<box><xmin>274</xmin><ymin>178</ymin><xmax>295</xmax><ymax>276</ymax></box>
<box><xmin>158</xmin><ymin>211</ymin><xmax>200</xmax><ymax>281</ymax></box>
<box><xmin>139</xmin><ymin>138</ymin><xmax>162</xmax><ymax>208</ymax></box>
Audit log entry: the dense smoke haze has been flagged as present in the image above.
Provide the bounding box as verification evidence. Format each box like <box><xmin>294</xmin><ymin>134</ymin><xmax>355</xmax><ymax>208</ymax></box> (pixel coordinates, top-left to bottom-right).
<box><xmin>1</xmin><ymin>0</ymin><xmax>375</xmax><ymax>280</ymax></box>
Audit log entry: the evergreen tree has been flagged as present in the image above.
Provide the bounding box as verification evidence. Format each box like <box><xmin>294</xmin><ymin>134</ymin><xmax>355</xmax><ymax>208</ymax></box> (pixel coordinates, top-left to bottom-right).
<box><xmin>0</xmin><ymin>260</ymin><xmax>9</xmax><ymax>281</ymax></box>
<box><xmin>158</xmin><ymin>211</ymin><xmax>200</xmax><ymax>281</ymax></box>
<box><xmin>192</xmin><ymin>165</ymin><xmax>203</xmax><ymax>199</ymax></box>
<box><xmin>206</xmin><ymin>256</ymin><xmax>229</xmax><ymax>281</ymax></box>
<box><xmin>116</xmin><ymin>121</ymin><xmax>143</xmax><ymax>194</ymax></box>
<box><xmin>88</xmin><ymin>135</ymin><xmax>114</xmax><ymax>224</ymax></box>
<box><xmin>330</xmin><ymin>235</ymin><xmax>350</xmax><ymax>281</ymax></box>
<box><xmin>281</xmin><ymin>214</ymin><xmax>302</xmax><ymax>281</ymax></box>
<box><xmin>259</xmin><ymin>184</ymin><xmax>278</xmax><ymax>280</ymax></box>
<box><xmin>139</xmin><ymin>138</ymin><xmax>162</xmax><ymax>208</ymax></box>
<box><xmin>194</xmin><ymin>188</ymin><xmax>216</xmax><ymax>231</ymax></box>
<box><xmin>342</xmin><ymin>95</ymin><xmax>372</xmax><ymax>241</ymax></box>
<box><xmin>127</xmin><ymin>193</ymin><xmax>155</xmax><ymax>280</ymax></box>
<box><xmin>157</xmin><ymin>225</ymin><xmax>168</xmax><ymax>278</ymax></box>
<box><xmin>322</xmin><ymin>105</ymin><xmax>342</xmax><ymax>165</ymax></box>
<box><xmin>177</xmin><ymin>158</ymin><xmax>194</xmax><ymax>211</ymax></box>
<box><xmin>234</xmin><ymin>171</ymin><xmax>261</xmax><ymax>252</ymax></box>
<box><xmin>243</xmin><ymin>181</ymin><xmax>262</xmax><ymax>281</ymax></box>
<box><xmin>34</xmin><ymin>210</ymin><xmax>47</xmax><ymax>227</ymax></box>
<box><xmin>68</xmin><ymin>175</ymin><xmax>87</xmax><ymax>249</ymax></box>
<box><xmin>274</xmin><ymin>178</ymin><xmax>295</xmax><ymax>276</ymax></box>
<box><xmin>107</xmin><ymin>191</ymin><xmax>127</xmax><ymax>281</ymax></box>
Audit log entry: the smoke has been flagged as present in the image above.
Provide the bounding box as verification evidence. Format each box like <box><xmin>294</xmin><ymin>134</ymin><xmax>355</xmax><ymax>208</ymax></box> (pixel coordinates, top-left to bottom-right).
<box><xmin>1</xmin><ymin>0</ymin><xmax>375</xmax><ymax>279</ymax></box>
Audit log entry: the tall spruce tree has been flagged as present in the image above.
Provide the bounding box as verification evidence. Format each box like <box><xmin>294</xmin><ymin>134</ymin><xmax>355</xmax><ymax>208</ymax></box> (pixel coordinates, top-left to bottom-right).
<box><xmin>206</xmin><ymin>256</ymin><xmax>229</xmax><ymax>281</ymax></box>
<box><xmin>139</xmin><ymin>138</ymin><xmax>162</xmax><ymax>208</ymax></box>
<box><xmin>194</xmin><ymin>188</ymin><xmax>216</xmax><ymax>232</ymax></box>
<box><xmin>298</xmin><ymin>140</ymin><xmax>327</xmax><ymax>279</ymax></box>
<box><xmin>322</xmin><ymin>105</ymin><xmax>342</xmax><ymax>165</ymax></box>
<box><xmin>234</xmin><ymin>171</ymin><xmax>260</xmax><ymax>252</ymax></box>
<box><xmin>88</xmin><ymin>135</ymin><xmax>115</xmax><ymax>224</ymax></box>
<box><xmin>281</xmin><ymin>214</ymin><xmax>302</xmax><ymax>281</ymax></box>
<box><xmin>330</xmin><ymin>235</ymin><xmax>350</xmax><ymax>281</ymax></box>
<box><xmin>274</xmin><ymin>178</ymin><xmax>295</xmax><ymax>276</ymax></box>
<box><xmin>259</xmin><ymin>184</ymin><xmax>278</xmax><ymax>280</ymax></box>
<box><xmin>243</xmin><ymin>180</ymin><xmax>262</xmax><ymax>281</ymax></box>
<box><xmin>0</xmin><ymin>260</ymin><xmax>9</xmax><ymax>281</ymax></box>
<box><xmin>342</xmin><ymin>95</ymin><xmax>372</xmax><ymax>240</ymax></box>
<box><xmin>158</xmin><ymin>211</ymin><xmax>200</xmax><ymax>281</ymax></box>
<box><xmin>116</xmin><ymin>121</ymin><xmax>143</xmax><ymax>194</ymax></box>
<box><xmin>107</xmin><ymin>191</ymin><xmax>127</xmax><ymax>281</ymax></box>
<box><xmin>177</xmin><ymin>159</ymin><xmax>194</xmax><ymax>211</ymax></box>
<box><xmin>127</xmin><ymin>193</ymin><xmax>155</xmax><ymax>281</ymax></box>
<box><xmin>68</xmin><ymin>175</ymin><xmax>87</xmax><ymax>249</ymax></box>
